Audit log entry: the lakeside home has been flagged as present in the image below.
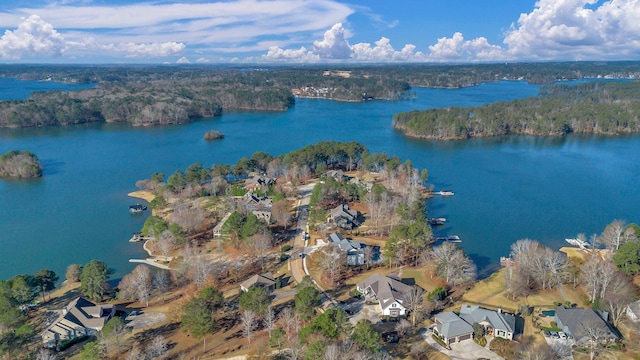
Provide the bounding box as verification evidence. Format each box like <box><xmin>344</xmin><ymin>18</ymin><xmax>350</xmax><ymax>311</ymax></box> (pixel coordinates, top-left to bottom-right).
<box><xmin>42</xmin><ymin>297</ymin><xmax>114</xmax><ymax>348</ymax></box>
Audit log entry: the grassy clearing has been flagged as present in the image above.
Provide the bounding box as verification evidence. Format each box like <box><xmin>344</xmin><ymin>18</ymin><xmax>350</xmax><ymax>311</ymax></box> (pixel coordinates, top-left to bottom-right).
<box><xmin>462</xmin><ymin>268</ymin><xmax>586</xmax><ymax>311</ymax></box>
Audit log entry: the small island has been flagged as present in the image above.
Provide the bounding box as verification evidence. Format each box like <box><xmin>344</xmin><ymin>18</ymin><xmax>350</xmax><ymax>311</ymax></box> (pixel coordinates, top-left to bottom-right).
<box><xmin>203</xmin><ymin>130</ymin><xmax>224</xmax><ymax>141</ymax></box>
<box><xmin>0</xmin><ymin>150</ymin><xmax>43</xmax><ymax>178</ymax></box>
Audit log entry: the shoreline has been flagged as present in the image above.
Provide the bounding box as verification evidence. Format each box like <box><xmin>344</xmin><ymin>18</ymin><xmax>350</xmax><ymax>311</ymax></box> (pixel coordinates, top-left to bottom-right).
<box><xmin>128</xmin><ymin>190</ymin><xmax>155</xmax><ymax>203</ymax></box>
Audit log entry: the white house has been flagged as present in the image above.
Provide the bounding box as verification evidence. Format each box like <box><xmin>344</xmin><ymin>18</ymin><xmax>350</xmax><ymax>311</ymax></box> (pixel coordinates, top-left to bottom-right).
<box><xmin>356</xmin><ymin>274</ymin><xmax>420</xmax><ymax>317</ymax></box>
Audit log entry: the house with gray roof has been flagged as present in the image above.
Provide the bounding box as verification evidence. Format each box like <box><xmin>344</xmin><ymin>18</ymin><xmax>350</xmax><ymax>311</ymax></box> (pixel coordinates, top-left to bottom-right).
<box><xmin>328</xmin><ymin>233</ymin><xmax>365</xmax><ymax>266</ymax></box>
<box><xmin>555</xmin><ymin>306</ymin><xmax>619</xmax><ymax>343</ymax></box>
<box><xmin>245</xmin><ymin>175</ymin><xmax>275</xmax><ymax>192</ymax></box>
<box><xmin>356</xmin><ymin>274</ymin><xmax>421</xmax><ymax>317</ymax></box>
<box><xmin>242</xmin><ymin>191</ymin><xmax>273</xmax><ymax>212</ymax></box>
<box><xmin>433</xmin><ymin>304</ymin><xmax>516</xmax><ymax>345</ymax></box>
<box><xmin>434</xmin><ymin>312</ymin><xmax>474</xmax><ymax>344</ymax></box>
<box><xmin>330</xmin><ymin>204</ymin><xmax>361</xmax><ymax>230</ymax></box>
<box><xmin>42</xmin><ymin>297</ymin><xmax>114</xmax><ymax>348</ymax></box>
<box><xmin>240</xmin><ymin>272</ymin><xmax>276</xmax><ymax>293</ymax></box>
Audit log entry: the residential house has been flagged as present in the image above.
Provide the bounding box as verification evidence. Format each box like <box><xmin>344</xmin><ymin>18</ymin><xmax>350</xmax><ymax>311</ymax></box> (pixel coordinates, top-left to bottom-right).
<box><xmin>42</xmin><ymin>297</ymin><xmax>114</xmax><ymax>348</ymax></box>
<box><xmin>240</xmin><ymin>272</ymin><xmax>276</xmax><ymax>293</ymax></box>
<box><xmin>356</xmin><ymin>274</ymin><xmax>421</xmax><ymax>317</ymax></box>
<box><xmin>252</xmin><ymin>211</ymin><xmax>272</xmax><ymax>223</ymax></box>
<box><xmin>327</xmin><ymin>233</ymin><xmax>365</xmax><ymax>266</ymax></box>
<box><xmin>433</xmin><ymin>305</ymin><xmax>516</xmax><ymax>344</ymax></box>
<box><xmin>330</xmin><ymin>204</ymin><xmax>361</xmax><ymax>230</ymax></box>
<box><xmin>326</xmin><ymin>170</ymin><xmax>347</xmax><ymax>182</ymax></box>
<box><xmin>242</xmin><ymin>191</ymin><xmax>273</xmax><ymax>212</ymax></box>
<box><xmin>245</xmin><ymin>175</ymin><xmax>275</xmax><ymax>192</ymax></box>
<box><xmin>433</xmin><ymin>312</ymin><xmax>474</xmax><ymax>344</ymax></box>
<box><xmin>555</xmin><ymin>306</ymin><xmax>620</xmax><ymax>343</ymax></box>
<box><xmin>627</xmin><ymin>300</ymin><xmax>640</xmax><ymax>322</ymax></box>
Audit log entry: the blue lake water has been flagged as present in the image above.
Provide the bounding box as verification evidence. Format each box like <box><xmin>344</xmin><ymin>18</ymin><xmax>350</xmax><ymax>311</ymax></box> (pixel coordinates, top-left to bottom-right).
<box><xmin>1</xmin><ymin>79</ymin><xmax>639</xmax><ymax>280</ymax></box>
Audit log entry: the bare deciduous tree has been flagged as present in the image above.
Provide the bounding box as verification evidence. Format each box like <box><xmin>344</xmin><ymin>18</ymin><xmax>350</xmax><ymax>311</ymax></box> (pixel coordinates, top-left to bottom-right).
<box><xmin>124</xmin><ymin>346</ymin><xmax>142</xmax><ymax>360</ymax></box>
<box><xmin>272</xmin><ymin>199</ymin><xmax>292</xmax><ymax>230</ymax></box>
<box><xmin>146</xmin><ymin>335</ymin><xmax>168</xmax><ymax>359</ymax></box>
<box><xmin>395</xmin><ymin>319</ymin><xmax>412</xmax><ymax>336</ymax></box>
<box><xmin>157</xmin><ymin>230</ymin><xmax>175</xmax><ymax>261</ymax></box>
<box><xmin>580</xmin><ymin>320</ymin><xmax>614</xmax><ymax>360</ymax></box>
<box><xmin>118</xmin><ymin>264</ymin><xmax>152</xmax><ymax>307</ymax></box>
<box><xmin>603</xmin><ymin>273</ymin><xmax>634</xmax><ymax>326</ymax></box>
<box><xmin>319</xmin><ymin>244</ymin><xmax>347</xmax><ymax>285</ymax></box>
<box><xmin>402</xmin><ymin>286</ymin><xmax>425</xmax><ymax>325</ymax></box>
<box><xmin>598</xmin><ymin>219</ymin><xmax>632</xmax><ymax>251</ymax></box>
<box><xmin>324</xmin><ymin>343</ymin><xmax>343</xmax><ymax>360</ymax></box>
<box><xmin>363</xmin><ymin>245</ymin><xmax>374</xmax><ymax>269</ymax></box>
<box><xmin>428</xmin><ymin>242</ymin><xmax>476</xmax><ymax>286</ymax></box>
<box><xmin>153</xmin><ymin>270</ymin><xmax>171</xmax><ymax>302</ymax></box>
<box><xmin>280</xmin><ymin>307</ymin><xmax>296</xmax><ymax>340</ymax></box>
<box><xmin>581</xmin><ymin>255</ymin><xmax>618</xmax><ymax>302</ymax></box>
<box><xmin>250</xmin><ymin>232</ymin><xmax>272</xmax><ymax>271</ymax></box>
<box><xmin>241</xmin><ymin>310</ymin><xmax>257</xmax><ymax>344</ymax></box>
<box><xmin>35</xmin><ymin>349</ymin><xmax>57</xmax><ymax>360</ymax></box>
<box><xmin>263</xmin><ymin>306</ymin><xmax>276</xmax><ymax>337</ymax></box>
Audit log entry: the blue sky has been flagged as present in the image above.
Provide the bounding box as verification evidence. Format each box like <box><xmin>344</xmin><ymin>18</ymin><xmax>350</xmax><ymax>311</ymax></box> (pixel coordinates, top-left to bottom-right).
<box><xmin>0</xmin><ymin>0</ymin><xmax>637</xmax><ymax>63</ymax></box>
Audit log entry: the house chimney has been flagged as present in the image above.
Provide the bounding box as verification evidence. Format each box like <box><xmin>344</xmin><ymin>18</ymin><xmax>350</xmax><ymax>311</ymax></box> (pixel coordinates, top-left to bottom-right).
<box><xmin>498</xmin><ymin>306</ymin><xmax>502</xmax><ymax>314</ymax></box>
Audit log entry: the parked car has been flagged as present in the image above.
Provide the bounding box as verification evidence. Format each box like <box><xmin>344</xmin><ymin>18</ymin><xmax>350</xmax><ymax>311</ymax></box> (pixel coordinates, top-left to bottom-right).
<box><xmin>550</xmin><ymin>331</ymin><xmax>560</xmax><ymax>339</ymax></box>
<box><xmin>559</xmin><ymin>332</ymin><xmax>567</xmax><ymax>340</ymax></box>
<box><xmin>543</xmin><ymin>330</ymin><xmax>551</xmax><ymax>337</ymax></box>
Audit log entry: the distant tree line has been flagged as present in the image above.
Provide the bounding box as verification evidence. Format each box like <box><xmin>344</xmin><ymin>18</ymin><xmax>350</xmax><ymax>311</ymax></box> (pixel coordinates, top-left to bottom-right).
<box><xmin>393</xmin><ymin>80</ymin><xmax>640</xmax><ymax>140</ymax></box>
<box><xmin>5</xmin><ymin>62</ymin><xmax>640</xmax><ymax>128</ymax></box>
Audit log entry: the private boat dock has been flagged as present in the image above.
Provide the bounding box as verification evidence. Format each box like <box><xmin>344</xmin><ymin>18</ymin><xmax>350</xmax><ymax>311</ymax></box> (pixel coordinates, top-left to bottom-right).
<box><xmin>435</xmin><ymin>235</ymin><xmax>461</xmax><ymax>243</ymax></box>
<box><xmin>565</xmin><ymin>237</ymin><xmax>590</xmax><ymax>249</ymax></box>
<box><xmin>428</xmin><ymin>217</ymin><xmax>447</xmax><ymax>225</ymax></box>
<box><xmin>129</xmin><ymin>232</ymin><xmax>153</xmax><ymax>242</ymax></box>
<box><xmin>429</xmin><ymin>190</ymin><xmax>455</xmax><ymax>196</ymax></box>
<box><xmin>129</xmin><ymin>204</ymin><xmax>147</xmax><ymax>213</ymax></box>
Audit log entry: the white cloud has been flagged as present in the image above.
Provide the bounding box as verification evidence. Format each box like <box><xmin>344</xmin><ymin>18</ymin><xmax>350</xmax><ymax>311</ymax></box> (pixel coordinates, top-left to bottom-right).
<box><xmin>0</xmin><ymin>0</ymin><xmax>355</xmax><ymax>57</ymax></box>
<box><xmin>264</xmin><ymin>23</ymin><xmax>428</xmax><ymax>63</ymax></box>
<box><xmin>0</xmin><ymin>15</ymin><xmax>65</xmax><ymax>59</ymax></box>
<box><xmin>262</xmin><ymin>46</ymin><xmax>320</xmax><ymax>62</ymax></box>
<box><xmin>176</xmin><ymin>56</ymin><xmax>190</xmax><ymax>64</ymax></box>
<box><xmin>101</xmin><ymin>42</ymin><xmax>185</xmax><ymax>58</ymax></box>
<box><xmin>428</xmin><ymin>32</ymin><xmax>505</xmax><ymax>62</ymax></box>
<box><xmin>504</xmin><ymin>0</ymin><xmax>640</xmax><ymax>60</ymax></box>
<box><xmin>196</xmin><ymin>57</ymin><xmax>210</xmax><ymax>63</ymax></box>
<box><xmin>312</xmin><ymin>23</ymin><xmax>353</xmax><ymax>59</ymax></box>
<box><xmin>0</xmin><ymin>15</ymin><xmax>185</xmax><ymax>60</ymax></box>
<box><xmin>352</xmin><ymin>38</ymin><xmax>426</xmax><ymax>62</ymax></box>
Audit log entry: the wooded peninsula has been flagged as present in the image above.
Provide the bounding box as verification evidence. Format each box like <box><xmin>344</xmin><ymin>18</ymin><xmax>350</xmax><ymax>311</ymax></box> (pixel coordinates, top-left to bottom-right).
<box><xmin>393</xmin><ymin>80</ymin><xmax>640</xmax><ymax>140</ymax></box>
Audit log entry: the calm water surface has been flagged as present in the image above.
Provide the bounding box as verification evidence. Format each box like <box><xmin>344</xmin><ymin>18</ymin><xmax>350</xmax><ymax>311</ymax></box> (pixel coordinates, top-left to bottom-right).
<box><xmin>1</xmin><ymin>79</ymin><xmax>639</xmax><ymax>279</ymax></box>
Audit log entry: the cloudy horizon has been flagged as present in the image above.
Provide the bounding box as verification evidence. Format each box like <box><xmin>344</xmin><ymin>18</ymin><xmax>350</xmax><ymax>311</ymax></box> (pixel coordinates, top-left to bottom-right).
<box><xmin>0</xmin><ymin>0</ymin><xmax>638</xmax><ymax>64</ymax></box>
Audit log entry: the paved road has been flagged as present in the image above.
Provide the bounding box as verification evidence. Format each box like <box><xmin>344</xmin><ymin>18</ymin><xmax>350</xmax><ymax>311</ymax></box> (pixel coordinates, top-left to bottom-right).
<box><xmin>421</xmin><ymin>328</ymin><xmax>505</xmax><ymax>360</ymax></box>
<box><xmin>290</xmin><ymin>183</ymin><xmax>314</xmax><ymax>285</ymax></box>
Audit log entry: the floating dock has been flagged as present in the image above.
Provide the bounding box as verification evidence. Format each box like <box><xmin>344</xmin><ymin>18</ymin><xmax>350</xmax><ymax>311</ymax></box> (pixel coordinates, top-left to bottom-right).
<box><xmin>436</xmin><ymin>235</ymin><xmax>461</xmax><ymax>243</ymax></box>
<box><xmin>565</xmin><ymin>238</ymin><xmax>590</xmax><ymax>249</ymax></box>
<box><xmin>427</xmin><ymin>217</ymin><xmax>447</xmax><ymax>225</ymax></box>
<box><xmin>129</xmin><ymin>233</ymin><xmax>153</xmax><ymax>242</ymax></box>
<box><xmin>129</xmin><ymin>204</ymin><xmax>147</xmax><ymax>213</ymax></box>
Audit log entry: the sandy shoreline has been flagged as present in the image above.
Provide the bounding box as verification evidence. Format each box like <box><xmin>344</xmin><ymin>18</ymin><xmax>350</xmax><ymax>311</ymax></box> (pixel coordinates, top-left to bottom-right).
<box><xmin>128</xmin><ymin>190</ymin><xmax>155</xmax><ymax>202</ymax></box>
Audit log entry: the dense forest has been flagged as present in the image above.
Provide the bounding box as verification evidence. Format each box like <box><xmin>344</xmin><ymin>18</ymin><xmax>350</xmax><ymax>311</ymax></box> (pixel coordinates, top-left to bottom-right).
<box><xmin>393</xmin><ymin>80</ymin><xmax>640</xmax><ymax>140</ymax></box>
<box><xmin>0</xmin><ymin>150</ymin><xmax>42</xmax><ymax>178</ymax></box>
<box><xmin>1</xmin><ymin>62</ymin><xmax>640</xmax><ymax>128</ymax></box>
